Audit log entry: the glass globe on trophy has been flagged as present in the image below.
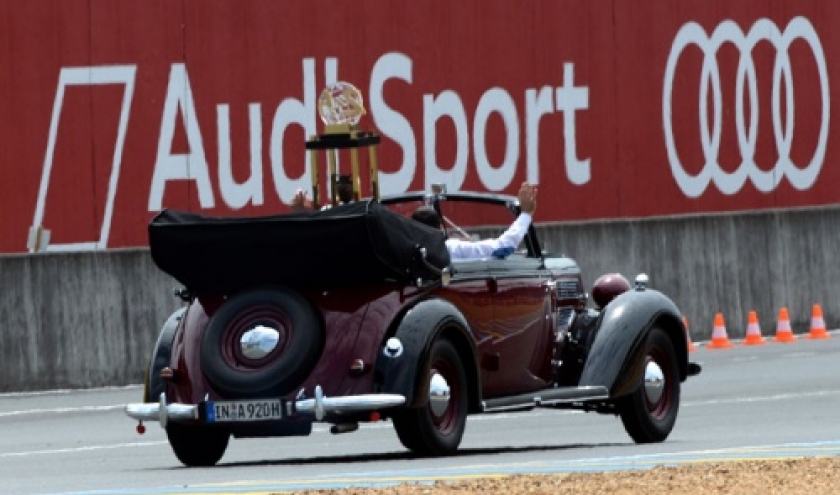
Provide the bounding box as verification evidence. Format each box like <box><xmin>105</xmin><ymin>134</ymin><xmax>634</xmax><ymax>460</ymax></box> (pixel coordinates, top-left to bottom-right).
<box><xmin>318</xmin><ymin>81</ymin><xmax>367</xmax><ymax>130</ymax></box>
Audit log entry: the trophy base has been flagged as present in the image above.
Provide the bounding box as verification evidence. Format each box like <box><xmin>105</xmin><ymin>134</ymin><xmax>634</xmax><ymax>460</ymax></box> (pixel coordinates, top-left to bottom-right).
<box><xmin>305</xmin><ymin>129</ymin><xmax>381</xmax><ymax>208</ymax></box>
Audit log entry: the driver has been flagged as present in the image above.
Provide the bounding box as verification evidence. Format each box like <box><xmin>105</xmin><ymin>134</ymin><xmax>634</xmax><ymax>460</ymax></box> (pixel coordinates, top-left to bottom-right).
<box><xmin>412</xmin><ymin>182</ymin><xmax>537</xmax><ymax>261</ymax></box>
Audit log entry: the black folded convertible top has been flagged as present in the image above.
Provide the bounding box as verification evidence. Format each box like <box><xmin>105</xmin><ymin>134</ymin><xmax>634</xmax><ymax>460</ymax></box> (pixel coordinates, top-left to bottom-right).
<box><xmin>148</xmin><ymin>200</ymin><xmax>451</xmax><ymax>294</ymax></box>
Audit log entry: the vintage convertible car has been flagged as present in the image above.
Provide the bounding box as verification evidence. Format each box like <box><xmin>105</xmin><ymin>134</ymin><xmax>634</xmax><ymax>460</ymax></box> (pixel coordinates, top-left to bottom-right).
<box><xmin>125</xmin><ymin>189</ymin><xmax>701</xmax><ymax>467</ymax></box>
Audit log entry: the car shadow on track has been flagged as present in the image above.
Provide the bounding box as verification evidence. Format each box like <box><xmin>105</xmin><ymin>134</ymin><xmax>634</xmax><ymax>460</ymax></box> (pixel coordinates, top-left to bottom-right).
<box><xmin>155</xmin><ymin>442</ymin><xmax>630</xmax><ymax>470</ymax></box>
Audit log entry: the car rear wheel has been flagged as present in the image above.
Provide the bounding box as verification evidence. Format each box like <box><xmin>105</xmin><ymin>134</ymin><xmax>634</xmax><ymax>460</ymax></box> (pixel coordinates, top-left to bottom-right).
<box><xmin>392</xmin><ymin>338</ymin><xmax>468</xmax><ymax>456</ymax></box>
<box><xmin>617</xmin><ymin>327</ymin><xmax>680</xmax><ymax>443</ymax></box>
<box><xmin>201</xmin><ymin>288</ymin><xmax>323</xmax><ymax>399</ymax></box>
<box><xmin>166</xmin><ymin>424</ymin><xmax>229</xmax><ymax>467</ymax></box>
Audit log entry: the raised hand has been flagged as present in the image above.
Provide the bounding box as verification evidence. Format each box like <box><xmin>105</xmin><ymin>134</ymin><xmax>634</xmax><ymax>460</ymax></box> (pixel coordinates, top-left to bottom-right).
<box><xmin>518</xmin><ymin>182</ymin><xmax>537</xmax><ymax>215</ymax></box>
<box><xmin>290</xmin><ymin>189</ymin><xmax>312</xmax><ymax>211</ymax></box>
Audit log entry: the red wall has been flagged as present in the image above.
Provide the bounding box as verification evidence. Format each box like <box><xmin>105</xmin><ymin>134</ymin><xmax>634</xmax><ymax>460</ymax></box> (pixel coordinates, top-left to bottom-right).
<box><xmin>1</xmin><ymin>1</ymin><xmax>838</xmax><ymax>252</ymax></box>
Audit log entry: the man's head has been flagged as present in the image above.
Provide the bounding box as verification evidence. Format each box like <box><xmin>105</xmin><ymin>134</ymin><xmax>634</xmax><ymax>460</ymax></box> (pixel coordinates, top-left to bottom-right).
<box><xmin>336</xmin><ymin>175</ymin><xmax>354</xmax><ymax>203</ymax></box>
<box><xmin>411</xmin><ymin>206</ymin><xmax>442</xmax><ymax>229</ymax></box>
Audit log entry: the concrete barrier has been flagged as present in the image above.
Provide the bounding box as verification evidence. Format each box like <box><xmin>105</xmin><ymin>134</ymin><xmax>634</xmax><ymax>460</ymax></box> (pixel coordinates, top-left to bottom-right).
<box><xmin>2</xmin><ymin>206</ymin><xmax>838</xmax><ymax>392</ymax></box>
<box><xmin>0</xmin><ymin>249</ymin><xmax>181</xmax><ymax>393</ymax></box>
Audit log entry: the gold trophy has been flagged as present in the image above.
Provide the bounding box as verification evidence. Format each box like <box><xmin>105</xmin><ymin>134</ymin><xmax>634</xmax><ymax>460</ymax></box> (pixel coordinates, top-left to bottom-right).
<box><xmin>306</xmin><ymin>81</ymin><xmax>381</xmax><ymax>209</ymax></box>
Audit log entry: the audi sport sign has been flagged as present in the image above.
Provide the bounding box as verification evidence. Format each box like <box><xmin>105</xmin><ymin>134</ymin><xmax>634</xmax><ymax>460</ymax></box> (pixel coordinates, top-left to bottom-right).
<box><xmin>0</xmin><ymin>1</ymin><xmax>836</xmax><ymax>253</ymax></box>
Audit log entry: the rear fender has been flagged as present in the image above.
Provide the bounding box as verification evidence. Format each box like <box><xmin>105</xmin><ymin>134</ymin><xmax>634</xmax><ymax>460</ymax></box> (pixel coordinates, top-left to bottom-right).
<box><xmin>375</xmin><ymin>299</ymin><xmax>480</xmax><ymax>410</ymax></box>
<box><xmin>143</xmin><ymin>307</ymin><xmax>187</xmax><ymax>403</ymax></box>
<box><xmin>578</xmin><ymin>289</ymin><xmax>686</xmax><ymax>396</ymax></box>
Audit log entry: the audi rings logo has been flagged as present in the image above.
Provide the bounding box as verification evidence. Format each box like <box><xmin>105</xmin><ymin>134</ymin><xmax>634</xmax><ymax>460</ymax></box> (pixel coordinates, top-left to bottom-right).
<box><xmin>663</xmin><ymin>17</ymin><xmax>830</xmax><ymax>198</ymax></box>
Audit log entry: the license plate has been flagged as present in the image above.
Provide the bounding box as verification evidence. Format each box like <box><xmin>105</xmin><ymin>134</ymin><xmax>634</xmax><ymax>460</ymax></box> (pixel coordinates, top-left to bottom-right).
<box><xmin>205</xmin><ymin>399</ymin><xmax>285</xmax><ymax>422</ymax></box>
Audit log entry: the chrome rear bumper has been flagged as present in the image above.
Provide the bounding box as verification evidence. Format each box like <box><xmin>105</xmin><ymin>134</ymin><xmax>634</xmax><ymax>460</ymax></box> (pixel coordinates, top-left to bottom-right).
<box><xmin>125</xmin><ymin>385</ymin><xmax>405</xmax><ymax>426</ymax></box>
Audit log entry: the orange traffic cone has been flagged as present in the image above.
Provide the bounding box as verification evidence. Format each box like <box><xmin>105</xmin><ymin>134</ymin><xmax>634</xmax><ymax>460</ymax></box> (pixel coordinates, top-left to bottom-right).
<box><xmin>707</xmin><ymin>313</ymin><xmax>733</xmax><ymax>349</ymax></box>
<box><xmin>807</xmin><ymin>304</ymin><xmax>831</xmax><ymax>340</ymax></box>
<box><xmin>683</xmin><ymin>316</ymin><xmax>696</xmax><ymax>352</ymax></box>
<box><xmin>742</xmin><ymin>310</ymin><xmax>766</xmax><ymax>345</ymax></box>
<box><xmin>773</xmin><ymin>307</ymin><xmax>797</xmax><ymax>343</ymax></box>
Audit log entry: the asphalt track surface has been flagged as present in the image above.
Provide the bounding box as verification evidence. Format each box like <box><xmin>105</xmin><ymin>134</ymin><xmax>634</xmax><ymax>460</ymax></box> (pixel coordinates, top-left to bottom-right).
<box><xmin>1</xmin><ymin>332</ymin><xmax>838</xmax><ymax>494</ymax></box>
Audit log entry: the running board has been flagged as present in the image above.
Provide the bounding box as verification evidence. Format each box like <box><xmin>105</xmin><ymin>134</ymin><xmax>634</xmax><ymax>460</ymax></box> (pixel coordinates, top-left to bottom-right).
<box><xmin>482</xmin><ymin>385</ymin><xmax>610</xmax><ymax>413</ymax></box>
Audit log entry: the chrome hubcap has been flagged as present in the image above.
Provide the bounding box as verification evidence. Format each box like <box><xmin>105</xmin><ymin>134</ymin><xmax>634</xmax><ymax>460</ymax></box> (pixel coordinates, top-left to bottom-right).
<box><xmin>644</xmin><ymin>360</ymin><xmax>665</xmax><ymax>404</ymax></box>
<box><xmin>240</xmin><ymin>325</ymin><xmax>281</xmax><ymax>360</ymax></box>
<box><xmin>429</xmin><ymin>372</ymin><xmax>451</xmax><ymax>417</ymax></box>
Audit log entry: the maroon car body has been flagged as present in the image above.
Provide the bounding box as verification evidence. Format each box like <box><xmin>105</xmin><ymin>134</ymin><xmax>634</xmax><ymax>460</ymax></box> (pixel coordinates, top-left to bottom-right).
<box><xmin>126</xmin><ymin>191</ymin><xmax>700</xmax><ymax>466</ymax></box>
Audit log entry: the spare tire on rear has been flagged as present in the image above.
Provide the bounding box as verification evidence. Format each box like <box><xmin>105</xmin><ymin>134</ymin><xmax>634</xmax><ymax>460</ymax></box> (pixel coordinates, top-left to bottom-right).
<box><xmin>200</xmin><ymin>287</ymin><xmax>323</xmax><ymax>398</ymax></box>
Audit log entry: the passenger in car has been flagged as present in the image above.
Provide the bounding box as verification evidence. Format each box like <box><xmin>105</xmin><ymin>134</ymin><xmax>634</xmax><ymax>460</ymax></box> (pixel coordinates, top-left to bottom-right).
<box><xmin>291</xmin><ymin>175</ymin><xmax>354</xmax><ymax>211</ymax></box>
<box><xmin>412</xmin><ymin>182</ymin><xmax>537</xmax><ymax>261</ymax></box>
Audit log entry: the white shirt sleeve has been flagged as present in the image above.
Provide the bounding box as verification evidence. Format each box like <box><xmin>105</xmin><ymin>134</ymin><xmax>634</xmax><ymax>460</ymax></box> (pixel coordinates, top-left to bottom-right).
<box><xmin>445</xmin><ymin>213</ymin><xmax>532</xmax><ymax>261</ymax></box>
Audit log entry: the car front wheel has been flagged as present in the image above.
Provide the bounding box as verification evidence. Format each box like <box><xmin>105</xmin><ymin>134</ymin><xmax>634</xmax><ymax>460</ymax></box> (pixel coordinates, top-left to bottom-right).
<box><xmin>166</xmin><ymin>424</ymin><xmax>229</xmax><ymax>467</ymax></box>
<box><xmin>617</xmin><ymin>327</ymin><xmax>680</xmax><ymax>443</ymax></box>
<box><xmin>392</xmin><ymin>338</ymin><xmax>468</xmax><ymax>456</ymax></box>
